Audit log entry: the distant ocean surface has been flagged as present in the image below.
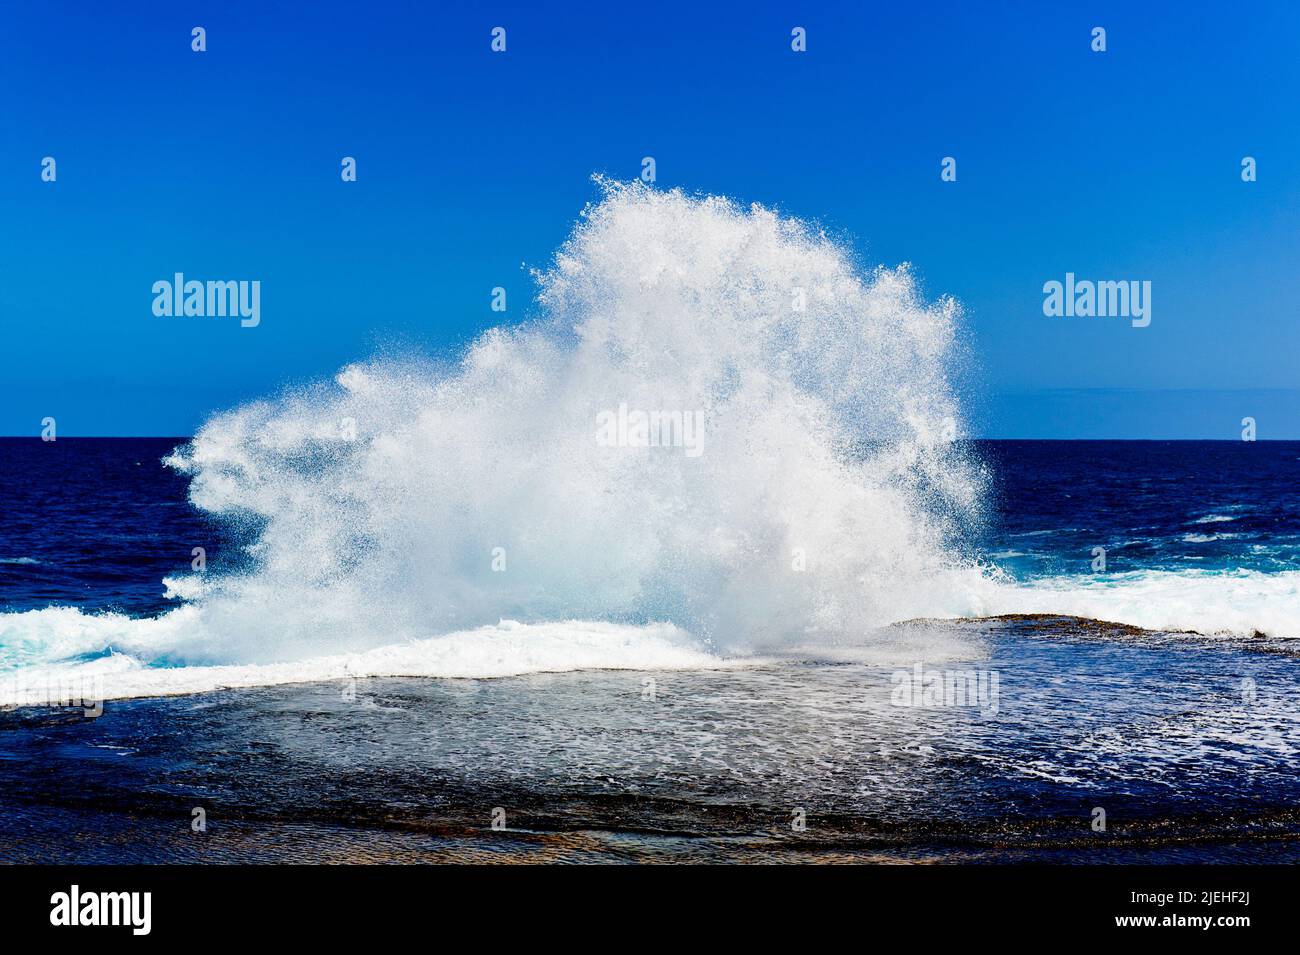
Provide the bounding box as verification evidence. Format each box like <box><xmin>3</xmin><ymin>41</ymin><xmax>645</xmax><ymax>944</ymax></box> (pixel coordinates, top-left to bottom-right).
<box><xmin>0</xmin><ymin>437</ymin><xmax>230</xmax><ymax>617</ymax></box>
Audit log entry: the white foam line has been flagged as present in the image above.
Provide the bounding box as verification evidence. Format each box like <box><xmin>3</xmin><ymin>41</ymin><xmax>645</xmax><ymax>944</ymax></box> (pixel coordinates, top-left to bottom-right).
<box><xmin>0</xmin><ymin>619</ymin><xmax>760</xmax><ymax>706</ymax></box>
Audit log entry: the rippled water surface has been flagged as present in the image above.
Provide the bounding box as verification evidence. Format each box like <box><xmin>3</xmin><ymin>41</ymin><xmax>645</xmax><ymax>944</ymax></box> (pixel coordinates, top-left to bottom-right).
<box><xmin>2</xmin><ymin>617</ymin><xmax>1296</xmax><ymax>863</ymax></box>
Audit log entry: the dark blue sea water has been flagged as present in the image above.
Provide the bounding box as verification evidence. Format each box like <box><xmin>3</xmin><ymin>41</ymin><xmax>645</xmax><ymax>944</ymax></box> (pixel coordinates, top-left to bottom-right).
<box><xmin>3</xmin><ymin>438</ymin><xmax>1299</xmax><ymax>615</ymax></box>
<box><xmin>0</xmin><ymin>438</ymin><xmax>230</xmax><ymax>615</ymax></box>
<box><xmin>0</xmin><ymin>438</ymin><xmax>1297</xmax><ymax>862</ymax></box>
<box><xmin>979</xmin><ymin>440</ymin><xmax>1300</xmax><ymax>578</ymax></box>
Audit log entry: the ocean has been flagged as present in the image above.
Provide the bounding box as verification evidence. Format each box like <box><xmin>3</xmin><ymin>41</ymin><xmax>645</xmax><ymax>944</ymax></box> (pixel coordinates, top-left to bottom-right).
<box><xmin>1</xmin><ymin>437</ymin><xmax>1297</xmax><ymax>862</ymax></box>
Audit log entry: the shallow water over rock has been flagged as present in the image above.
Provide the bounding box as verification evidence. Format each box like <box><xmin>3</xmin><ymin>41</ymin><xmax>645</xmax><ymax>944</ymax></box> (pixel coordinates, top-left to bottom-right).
<box><xmin>2</xmin><ymin>618</ymin><xmax>1296</xmax><ymax>863</ymax></box>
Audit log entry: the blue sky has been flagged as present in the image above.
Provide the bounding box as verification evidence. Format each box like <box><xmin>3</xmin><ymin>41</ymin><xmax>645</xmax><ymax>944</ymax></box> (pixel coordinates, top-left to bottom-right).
<box><xmin>2</xmin><ymin>1</ymin><xmax>1298</xmax><ymax>437</ymax></box>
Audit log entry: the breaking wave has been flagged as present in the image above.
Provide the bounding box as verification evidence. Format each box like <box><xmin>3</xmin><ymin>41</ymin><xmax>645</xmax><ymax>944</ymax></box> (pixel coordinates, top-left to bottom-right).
<box><xmin>147</xmin><ymin>180</ymin><xmax>980</xmax><ymax>662</ymax></box>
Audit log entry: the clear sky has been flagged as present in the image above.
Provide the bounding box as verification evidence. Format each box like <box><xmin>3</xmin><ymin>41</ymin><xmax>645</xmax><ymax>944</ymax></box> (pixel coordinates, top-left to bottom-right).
<box><xmin>2</xmin><ymin>1</ymin><xmax>1298</xmax><ymax>438</ymax></box>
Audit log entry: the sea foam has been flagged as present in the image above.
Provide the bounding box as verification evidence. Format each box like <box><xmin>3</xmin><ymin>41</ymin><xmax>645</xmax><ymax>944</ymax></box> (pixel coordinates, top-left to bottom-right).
<box><xmin>978</xmin><ymin>569</ymin><xmax>1300</xmax><ymax>640</ymax></box>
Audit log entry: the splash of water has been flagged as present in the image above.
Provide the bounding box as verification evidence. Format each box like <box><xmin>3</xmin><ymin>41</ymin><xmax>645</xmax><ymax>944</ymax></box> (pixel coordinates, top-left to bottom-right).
<box><xmin>151</xmin><ymin>180</ymin><xmax>982</xmax><ymax>666</ymax></box>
